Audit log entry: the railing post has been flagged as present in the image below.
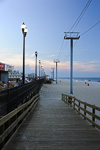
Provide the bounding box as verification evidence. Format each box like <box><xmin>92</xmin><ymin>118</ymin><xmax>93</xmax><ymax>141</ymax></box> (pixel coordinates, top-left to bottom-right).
<box><xmin>92</xmin><ymin>106</ymin><xmax>95</xmax><ymax>127</ymax></box>
<box><xmin>64</xmin><ymin>94</ymin><xmax>65</xmax><ymax>101</ymax></box>
<box><xmin>78</xmin><ymin>101</ymin><xmax>80</xmax><ymax>114</ymax></box>
<box><xmin>68</xmin><ymin>96</ymin><xmax>72</xmax><ymax>105</ymax></box>
<box><xmin>84</xmin><ymin>104</ymin><xmax>86</xmax><ymax>119</ymax></box>
<box><xmin>62</xmin><ymin>94</ymin><xmax>64</xmax><ymax>101</ymax></box>
<box><xmin>74</xmin><ymin>98</ymin><xmax>75</xmax><ymax>108</ymax></box>
<box><xmin>66</xmin><ymin>95</ymin><xmax>67</xmax><ymax>102</ymax></box>
<box><xmin>67</xmin><ymin>96</ymin><xmax>69</xmax><ymax>104</ymax></box>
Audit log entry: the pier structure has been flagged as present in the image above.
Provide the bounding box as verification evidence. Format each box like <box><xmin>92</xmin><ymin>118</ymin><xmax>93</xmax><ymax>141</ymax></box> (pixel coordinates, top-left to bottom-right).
<box><xmin>1</xmin><ymin>81</ymin><xmax>100</xmax><ymax>150</ymax></box>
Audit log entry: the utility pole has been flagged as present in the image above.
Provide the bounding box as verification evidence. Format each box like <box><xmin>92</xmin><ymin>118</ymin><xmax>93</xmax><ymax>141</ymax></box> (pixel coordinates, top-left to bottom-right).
<box><xmin>54</xmin><ymin>59</ymin><xmax>60</xmax><ymax>84</ymax></box>
<box><xmin>64</xmin><ymin>32</ymin><xmax>80</xmax><ymax>94</ymax></box>
<box><xmin>51</xmin><ymin>68</ymin><xmax>55</xmax><ymax>81</ymax></box>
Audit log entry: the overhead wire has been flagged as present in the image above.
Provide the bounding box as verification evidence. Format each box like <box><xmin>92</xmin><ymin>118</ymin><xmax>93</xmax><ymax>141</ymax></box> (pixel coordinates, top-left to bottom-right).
<box><xmin>70</xmin><ymin>0</ymin><xmax>92</xmax><ymax>47</ymax></box>
<box><xmin>61</xmin><ymin>0</ymin><xmax>92</xmax><ymax>62</ymax></box>
<box><xmin>57</xmin><ymin>38</ymin><xmax>64</xmax><ymax>59</ymax></box>
<box><xmin>80</xmin><ymin>20</ymin><xmax>100</xmax><ymax>37</ymax></box>
<box><xmin>57</xmin><ymin>0</ymin><xmax>92</xmax><ymax>61</ymax></box>
<box><xmin>73</xmin><ymin>20</ymin><xmax>100</xmax><ymax>48</ymax></box>
<box><xmin>69</xmin><ymin>0</ymin><xmax>92</xmax><ymax>32</ymax></box>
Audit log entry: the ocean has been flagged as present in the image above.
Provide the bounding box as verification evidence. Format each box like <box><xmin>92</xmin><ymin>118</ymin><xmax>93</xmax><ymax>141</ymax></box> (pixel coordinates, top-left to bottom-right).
<box><xmin>59</xmin><ymin>77</ymin><xmax>100</xmax><ymax>82</ymax></box>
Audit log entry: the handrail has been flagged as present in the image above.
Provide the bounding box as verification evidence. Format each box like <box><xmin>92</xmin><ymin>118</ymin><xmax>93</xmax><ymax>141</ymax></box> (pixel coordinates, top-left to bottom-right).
<box><xmin>62</xmin><ymin>94</ymin><xmax>100</xmax><ymax>130</ymax></box>
<box><xmin>0</xmin><ymin>79</ymin><xmax>44</xmax><ymax>116</ymax></box>
<box><xmin>0</xmin><ymin>94</ymin><xmax>40</xmax><ymax>149</ymax></box>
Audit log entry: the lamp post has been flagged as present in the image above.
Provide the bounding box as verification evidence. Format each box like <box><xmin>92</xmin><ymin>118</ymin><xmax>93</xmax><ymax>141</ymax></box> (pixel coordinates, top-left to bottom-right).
<box><xmin>54</xmin><ymin>59</ymin><xmax>60</xmax><ymax>84</ymax></box>
<box><xmin>41</xmin><ymin>66</ymin><xmax>43</xmax><ymax>77</ymax></box>
<box><xmin>21</xmin><ymin>22</ymin><xmax>27</xmax><ymax>84</ymax></box>
<box><xmin>43</xmin><ymin>68</ymin><xmax>45</xmax><ymax>77</ymax></box>
<box><xmin>39</xmin><ymin>60</ymin><xmax>41</xmax><ymax>78</ymax></box>
<box><xmin>35</xmin><ymin>51</ymin><xmax>38</xmax><ymax>79</ymax></box>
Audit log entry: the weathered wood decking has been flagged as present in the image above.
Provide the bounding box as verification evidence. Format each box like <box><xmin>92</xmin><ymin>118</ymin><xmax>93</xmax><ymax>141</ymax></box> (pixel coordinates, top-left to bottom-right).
<box><xmin>5</xmin><ymin>83</ymin><xmax>100</xmax><ymax>150</ymax></box>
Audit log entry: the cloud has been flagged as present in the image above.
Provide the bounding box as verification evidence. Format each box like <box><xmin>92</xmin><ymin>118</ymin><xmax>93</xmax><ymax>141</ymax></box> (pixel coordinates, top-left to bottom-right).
<box><xmin>47</xmin><ymin>55</ymin><xmax>55</xmax><ymax>58</ymax></box>
<box><xmin>88</xmin><ymin>61</ymin><xmax>100</xmax><ymax>64</ymax></box>
<box><xmin>30</xmin><ymin>53</ymin><xmax>35</xmax><ymax>57</ymax></box>
<box><xmin>57</xmin><ymin>61</ymin><xmax>100</xmax><ymax>72</ymax></box>
<box><xmin>0</xmin><ymin>54</ymin><xmax>23</xmax><ymax>66</ymax></box>
<box><xmin>73</xmin><ymin>61</ymin><xmax>100</xmax><ymax>72</ymax></box>
<box><xmin>0</xmin><ymin>53</ymin><xmax>100</xmax><ymax>74</ymax></box>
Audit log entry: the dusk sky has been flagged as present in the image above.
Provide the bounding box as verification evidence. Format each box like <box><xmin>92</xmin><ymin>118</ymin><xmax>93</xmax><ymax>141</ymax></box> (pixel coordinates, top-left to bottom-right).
<box><xmin>0</xmin><ymin>0</ymin><xmax>100</xmax><ymax>78</ymax></box>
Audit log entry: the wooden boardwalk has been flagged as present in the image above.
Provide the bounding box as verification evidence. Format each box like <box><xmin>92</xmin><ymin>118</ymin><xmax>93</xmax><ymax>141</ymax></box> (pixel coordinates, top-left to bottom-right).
<box><xmin>5</xmin><ymin>83</ymin><xmax>100</xmax><ymax>150</ymax></box>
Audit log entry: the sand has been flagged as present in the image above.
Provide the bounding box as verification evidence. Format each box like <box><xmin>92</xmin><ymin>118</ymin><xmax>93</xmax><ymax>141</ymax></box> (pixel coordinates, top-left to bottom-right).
<box><xmin>53</xmin><ymin>79</ymin><xmax>100</xmax><ymax>107</ymax></box>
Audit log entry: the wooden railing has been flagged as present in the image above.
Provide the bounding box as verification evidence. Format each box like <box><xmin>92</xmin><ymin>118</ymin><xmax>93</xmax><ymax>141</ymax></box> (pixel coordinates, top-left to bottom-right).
<box><xmin>62</xmin><ymin>94</ymin><xmax>100</xmax><ymax>130</ymax></box>
<box><xmin>0</xmin><ymin>79</ymin><xmax>44</xmax><ymax>116</ymax></box>
<box><xmin>0</xmin><ymin>94</ymin><xmax>40</xmax><ymax>150</ymax></box>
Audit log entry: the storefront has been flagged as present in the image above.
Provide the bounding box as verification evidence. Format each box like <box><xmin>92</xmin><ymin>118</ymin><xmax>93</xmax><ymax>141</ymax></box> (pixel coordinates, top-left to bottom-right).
<box><xmin>0</xmin><ymin>71</ymin><xmax>8</xmax><ymax>82</ymax></box>
<box><xmin>0</xmin><ymin>63</ymin><xmax>8</xmax><ymax>82</ymax></box>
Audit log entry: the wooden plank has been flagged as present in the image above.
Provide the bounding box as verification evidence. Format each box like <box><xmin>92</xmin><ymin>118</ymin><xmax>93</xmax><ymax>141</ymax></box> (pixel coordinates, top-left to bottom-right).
<box><xmin>4</xmin><ymin>87</ymin><xmax>100</xmax><ymax>150</ymax></box>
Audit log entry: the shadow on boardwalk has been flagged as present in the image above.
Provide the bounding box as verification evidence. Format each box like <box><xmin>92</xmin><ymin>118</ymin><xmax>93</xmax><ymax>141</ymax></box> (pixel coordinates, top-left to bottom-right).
<box><xmin>5</xmin><ymin>83</ymin><xmax>100</xmax><ymax>150</ymax></box>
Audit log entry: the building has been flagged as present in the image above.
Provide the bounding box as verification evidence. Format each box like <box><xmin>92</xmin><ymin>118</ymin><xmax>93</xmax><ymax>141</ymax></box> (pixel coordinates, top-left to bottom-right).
<box><xmin>0</xmin><ymin>62</ymin><xmax>15</xmax><ymax>82</ymax></box>
<box><xmin>5</xmin><ymin>64</ymin><xmax>14</xmax><ymax>72</ymax></box>
<box><xmin>0</xmin><ymin>62</ymin><xmax>8</xmax><ymax>82</ymax></box>
<box><xmin>8</xmin><ymin>71</ymin><xmax>23</xmax><ymax>81</ymax></box>
<box><xmin>0</xmin><ymin>62</ymin><xmax>35</xmax><ymax>82</ymax></box>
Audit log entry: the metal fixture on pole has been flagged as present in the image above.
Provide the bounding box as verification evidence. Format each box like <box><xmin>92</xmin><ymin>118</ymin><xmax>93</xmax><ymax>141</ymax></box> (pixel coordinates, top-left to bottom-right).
<box><xmin>64</xmin><ymin>32</ymin><xmax>80</xmax><ymax>94</ymax></box>
<box><xmin>54</xmin><ymin>59</ymin><xmax>60</xmax><ymax>84</ymax></box>
<box><xmin>21</xmin><ymin>22</ymin><xmax>27</xmax><ymax>84</ymax></box>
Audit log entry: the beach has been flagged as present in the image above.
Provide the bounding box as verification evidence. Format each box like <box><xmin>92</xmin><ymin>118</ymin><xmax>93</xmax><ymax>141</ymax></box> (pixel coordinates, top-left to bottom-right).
<box><xmin>42</xmin><ymin>79</ymin><xmax>100</xmax><ymax>107</ymax></box>
<box><xmin>51</xmin><ymin>79</ymin><xmax>100</xmax><ymax>107</ymax></box>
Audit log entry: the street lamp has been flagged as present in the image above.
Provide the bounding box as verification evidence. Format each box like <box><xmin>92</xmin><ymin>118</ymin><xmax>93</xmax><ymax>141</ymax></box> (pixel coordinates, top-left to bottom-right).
<box><xmin>35</xmin><ymin>51</ymin><xmax>38</xmax><ymax>79</ymax></box>
<box><xmin>54</xmin><ymin>59</ymin><xmax>60</xmax><ymax>84</ymax></box>
<box><xmin>41</xmin><ymin>66</ymin><xmax>43</xmax><ymax>77</ymax></box>
<box><xmin>39</xmin><ymin>60</ymin><xmax>41</xmax><ymax>78</ymax></box>
<box><xmin>21</xmin><ymin>22</ymin><xmax>27</xmax><ymax>84</ymax></box>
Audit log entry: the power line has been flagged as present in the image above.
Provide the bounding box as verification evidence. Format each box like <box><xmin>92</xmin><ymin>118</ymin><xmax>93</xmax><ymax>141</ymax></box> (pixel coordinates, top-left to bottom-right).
<box><xmin>57</xmin><ymin>0</ymin><xmax>92</xmax><ymax>60</ymax></box>
<box><xmin>57</xmin><ymin>38</ymin><xmax>64</xmax><ymax>59</ymax></box>
<box><xmin>80</xmin><ymin>20</ymin><xmax>100</xmax><ymax>36</ymax></box>
<box><xmin>72</xmin><ymin>0</ymin><xmax>92</xmax><ymax>31</ymax></box>
<box><xmin>69</xmin><ymin>0</ymin><xmax>92</xmax><ymax>32</ymax></box>
<box><xmin>57</xmin><ymin>40</ymin><xmax>69</xmax><ymax>62</ymax></box>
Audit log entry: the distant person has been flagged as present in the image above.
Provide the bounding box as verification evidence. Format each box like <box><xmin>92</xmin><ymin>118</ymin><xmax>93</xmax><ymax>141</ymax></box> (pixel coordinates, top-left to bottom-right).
<box><xmin>14</xmin><ymin>79</ymin><xmax>19</xmax><ymax>87</ymax></box>
<box><xmin>18</xmin><ymin>80</ymin><xmax>22</xmax><ymax>86</ymax></box>
<box><xmin>2</xmin><ymin>81</ymin><xmax>7</xmax><ymax>87</ymax></box>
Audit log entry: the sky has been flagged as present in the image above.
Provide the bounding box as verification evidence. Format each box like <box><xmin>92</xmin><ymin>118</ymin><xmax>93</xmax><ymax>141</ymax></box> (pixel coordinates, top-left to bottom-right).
<box><xmin>0</xmin><ymin>0</ymin><xmax>100</xmax><ymax>78</ymax></box>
